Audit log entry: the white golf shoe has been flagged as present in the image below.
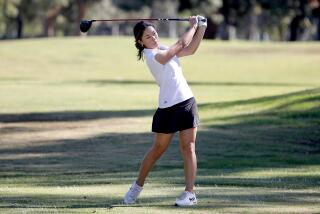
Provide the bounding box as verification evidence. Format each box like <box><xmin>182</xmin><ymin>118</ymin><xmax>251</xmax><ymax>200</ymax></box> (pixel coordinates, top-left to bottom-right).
<box><xmin>175</xmin><ymin>191</ymin><xmax>197</xmax><ymax>206</ymax></box>
<box><xmin>123</xmin><ymin>181</ymin><xmax>143</xmax><ymax>204</ymax></box>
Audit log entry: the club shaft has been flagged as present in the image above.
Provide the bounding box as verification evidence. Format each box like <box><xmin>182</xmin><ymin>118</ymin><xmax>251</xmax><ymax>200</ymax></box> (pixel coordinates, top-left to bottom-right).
<box><xmin>91</xmin><ymin>18</ymin><xmax>190</xmax><ymax>22</ymax></box>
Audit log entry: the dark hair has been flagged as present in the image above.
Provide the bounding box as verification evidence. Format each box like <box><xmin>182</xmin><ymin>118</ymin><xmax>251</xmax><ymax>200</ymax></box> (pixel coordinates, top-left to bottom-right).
<box><xmin>133</xmin><ymin>21</ymin><xmax>154</xmax><ymax>61</ymax></box>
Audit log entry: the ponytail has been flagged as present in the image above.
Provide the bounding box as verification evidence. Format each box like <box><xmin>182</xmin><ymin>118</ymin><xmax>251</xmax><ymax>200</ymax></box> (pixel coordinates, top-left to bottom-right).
<box><xmin>135</xmin><ymin>41</ymin><xmax>144</xmax><ymax>61</ymax></box>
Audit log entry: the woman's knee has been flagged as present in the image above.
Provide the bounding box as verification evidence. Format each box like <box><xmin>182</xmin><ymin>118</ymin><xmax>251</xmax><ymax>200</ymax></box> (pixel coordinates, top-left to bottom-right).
<box><xmin>180</xmin><ymin>142</ymin><xmax>196</xmax><ymax>154</ymax></box>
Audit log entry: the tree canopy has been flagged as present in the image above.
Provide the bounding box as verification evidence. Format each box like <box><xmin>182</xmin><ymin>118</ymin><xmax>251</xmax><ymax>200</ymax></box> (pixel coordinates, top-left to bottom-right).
<box><xmin>1</xmin><ymin>0</ymin><xmax>319</xmax><ymax>41</ymax></box>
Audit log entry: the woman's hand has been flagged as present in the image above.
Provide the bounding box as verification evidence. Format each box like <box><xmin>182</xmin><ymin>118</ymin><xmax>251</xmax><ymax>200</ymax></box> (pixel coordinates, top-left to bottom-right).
<box><xmin>189</xmin><ymin>16</ymin><xmax>198</xmax><ymax>29</ymax></box>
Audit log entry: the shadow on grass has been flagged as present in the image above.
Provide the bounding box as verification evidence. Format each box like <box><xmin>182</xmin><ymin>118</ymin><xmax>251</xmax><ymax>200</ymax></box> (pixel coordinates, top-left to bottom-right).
<box><xmin>64</xmin><ymin>79</ymin><xmax>314</xmax><ymax>87</ymax></box>
<box><xmin>0</xmin><ymin>87</ymin><xmax>320</xmax><ymax>209</ymax></box>
<box><xmin>0</xmin><ymin>195</ymin><xmax>118</xmax><ymax>209</ymax></box>
<box><xmin>0</xmin><ymin>190</ymin><xmax>319</xmax><ymax>210</ymax></box>
<box><xmin>200</xmin><ymin>87</ymin><xmax>320</xmax><ymax>150</ymax></box>
<box><xmin>199</xmin><ymin>87</ymin><xmax>320</xmax><ymax>110</ymax></box>
<box><xmin>0</xmin><ymin>109</ymin><xmax>154</xmax><ymax>123</ymax></box>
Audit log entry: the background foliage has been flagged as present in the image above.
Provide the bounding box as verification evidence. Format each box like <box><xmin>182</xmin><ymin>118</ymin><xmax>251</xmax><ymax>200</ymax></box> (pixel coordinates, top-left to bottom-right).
<box><xmin>1</xmin><ymin>0</ymin><xmax>320</xmax><ymax>41</ymax></box>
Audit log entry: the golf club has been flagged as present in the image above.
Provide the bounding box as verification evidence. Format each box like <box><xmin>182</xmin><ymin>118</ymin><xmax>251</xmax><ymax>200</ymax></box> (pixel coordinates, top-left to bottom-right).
<box><xmin>80</xmin><ymin>17</ymin><xmax>206</xmax><ymax>33</ymax></box>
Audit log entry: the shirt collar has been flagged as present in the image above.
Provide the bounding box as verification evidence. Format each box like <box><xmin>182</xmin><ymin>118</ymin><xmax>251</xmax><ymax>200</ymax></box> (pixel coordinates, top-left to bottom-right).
<box><xmin>143</xmin><ymin>48</ymin><xmax>157</xmax><ymax>53</ymax></box>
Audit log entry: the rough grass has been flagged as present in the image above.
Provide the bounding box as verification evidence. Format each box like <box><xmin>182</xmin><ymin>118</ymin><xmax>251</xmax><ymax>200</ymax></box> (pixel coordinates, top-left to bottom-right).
<box><xmin>0</xmin><ymin>37</ymin><xmax>320</xmax><ymax>213</ymax></box>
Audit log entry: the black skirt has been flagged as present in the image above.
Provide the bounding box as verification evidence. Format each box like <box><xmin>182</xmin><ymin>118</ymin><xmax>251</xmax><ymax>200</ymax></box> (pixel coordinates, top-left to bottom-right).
<box><xmin>152</xmin><ymin>97</ymin><xmax>199</xmax><ymax>133</ymax></box>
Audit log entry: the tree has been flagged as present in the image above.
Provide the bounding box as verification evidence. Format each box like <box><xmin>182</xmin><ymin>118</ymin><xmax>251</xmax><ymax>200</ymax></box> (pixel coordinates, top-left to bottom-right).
<box><xmin>309</xmin><ymin>0</ymin><xmax>320</xmax><ymax>40</ymax></box>
<box><xmin>42</xmin><ymin>0</ymin><xmax>101</xmax><ymax>36</ymax></box>
<box><xmin>0</xmin><ymin>0</ymin><xmax>23</xmax><ymax>39</ymax></box>
<box><xmin>219</xmin><ymin>0</ymin><xmax>254</xmax><ymax>40</ymax></box>
<box><xmin>42</xmin><ymin>0</ymin><xmax>70</xmax><ymax>37</ymax></box>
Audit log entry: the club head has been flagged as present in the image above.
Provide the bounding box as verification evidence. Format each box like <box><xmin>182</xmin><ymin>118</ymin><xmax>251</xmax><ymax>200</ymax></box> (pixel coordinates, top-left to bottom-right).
<box><xmin>80</xmin><ymin>20</ymin><xmax>93</xmax><ymax>33</ymax></box>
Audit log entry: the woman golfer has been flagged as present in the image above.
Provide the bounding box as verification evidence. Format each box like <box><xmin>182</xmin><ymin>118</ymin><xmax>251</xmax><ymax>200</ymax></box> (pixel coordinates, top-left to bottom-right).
<box><xmin>124</xmin><ymin>15</ymin><xmax>207</xmax><ymax>206</ymax></box>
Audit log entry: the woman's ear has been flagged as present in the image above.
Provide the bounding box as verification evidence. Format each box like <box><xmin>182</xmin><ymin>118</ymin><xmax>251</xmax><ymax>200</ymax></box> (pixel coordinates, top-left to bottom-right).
<box><xmin>138</xmin><ymin>40</ymin><xmax>144</xmax><ymax>47</ymax></box>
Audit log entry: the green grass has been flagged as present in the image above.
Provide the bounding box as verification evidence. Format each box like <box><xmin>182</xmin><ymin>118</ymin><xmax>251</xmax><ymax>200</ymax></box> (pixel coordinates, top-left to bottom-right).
<box><xmin>0</xmin><ymin>37</ymin><xmax>320</xmax><ymax>213</ymax></box>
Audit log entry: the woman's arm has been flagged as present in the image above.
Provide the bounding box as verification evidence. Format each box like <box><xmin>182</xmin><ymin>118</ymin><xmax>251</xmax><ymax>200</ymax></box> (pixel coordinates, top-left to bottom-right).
<box><xmin>176</xmin><ymin>26</ymin><xmax>206</xmax><ymax>57</ymax></box>
<box><xmin>155</xmin><ymin>16</ymin><xmax>198</xmax><ymax>65</ymax></box>
<box><xmin>177</xmin><ymin>16</ymin><xmax>207</xmax><ymax>57</ymax></box>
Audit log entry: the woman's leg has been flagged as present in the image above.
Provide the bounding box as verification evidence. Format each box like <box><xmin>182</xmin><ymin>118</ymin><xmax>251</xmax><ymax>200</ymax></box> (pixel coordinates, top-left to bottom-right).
<box><xmin>179</xmin><ymin>127</ymin><xmax>197</xmax><ymax>192</ymax></box>
<box><xmin>136</xmin><ymin>132</ymin><xmax>174</xmax><ymax>187</ymax></box>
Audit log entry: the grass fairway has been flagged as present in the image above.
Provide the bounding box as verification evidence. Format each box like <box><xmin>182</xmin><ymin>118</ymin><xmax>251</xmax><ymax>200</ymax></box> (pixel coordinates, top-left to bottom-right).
<box><xmin>0</xmin><ymin>37</ymin><xmax>320</xmax><ymax>213</ymax></box>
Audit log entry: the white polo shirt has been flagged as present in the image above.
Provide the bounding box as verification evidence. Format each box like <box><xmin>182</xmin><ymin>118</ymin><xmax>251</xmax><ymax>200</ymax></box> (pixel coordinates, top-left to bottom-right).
<box><xmin>144</xmin><ymin>45</ymin><xmax>193</xmax><ymax>108</ymax></box>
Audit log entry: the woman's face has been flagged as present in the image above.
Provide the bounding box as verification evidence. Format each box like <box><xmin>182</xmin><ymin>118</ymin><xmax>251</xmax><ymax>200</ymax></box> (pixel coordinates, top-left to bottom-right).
<box><xmin>140</xmin><ymin>26</ymin><xmax>159</xmax><ymax>49</ymax></box>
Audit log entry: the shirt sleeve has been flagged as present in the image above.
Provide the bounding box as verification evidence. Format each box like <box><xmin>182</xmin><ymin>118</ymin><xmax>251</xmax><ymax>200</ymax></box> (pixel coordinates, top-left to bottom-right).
<box><xmin>145</xmin><ymin>50</ymin><xmax>164</xmax><ymax>69</ymax></box>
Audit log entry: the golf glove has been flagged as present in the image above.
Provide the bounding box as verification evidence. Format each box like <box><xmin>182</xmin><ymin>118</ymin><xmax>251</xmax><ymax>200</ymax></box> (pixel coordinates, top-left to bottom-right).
<box><xmin>197</xmin><ymin>15</ymin><xmax>207</xmax><ymax>27</ymax></box>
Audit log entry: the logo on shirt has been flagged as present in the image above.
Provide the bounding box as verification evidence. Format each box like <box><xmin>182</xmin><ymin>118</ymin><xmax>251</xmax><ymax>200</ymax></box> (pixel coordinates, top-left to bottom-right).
<box><xmin>164</xmin><ymin>101</ymin><xmax>167</xmax><ymax>104</ymax></box>
<box><xmin>189</xmin><ymin>197</ymin><xmax>196</xmax><ymax>202</ymax></box>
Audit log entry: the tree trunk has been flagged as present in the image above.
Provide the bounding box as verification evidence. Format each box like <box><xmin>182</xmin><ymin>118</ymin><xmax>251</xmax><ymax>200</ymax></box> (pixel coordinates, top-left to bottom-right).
<box><xmin>220</xmin><ymin>0</ymin><xmax>229</xmax><ymax>40</ymax></box>
<box><xmin>16</xmin><ymin>13</ymin><xmax>23</xmax><ymax>39</ymax></box>
<box><xmin>317</xmin><ymin>18</ymin><xmax>320</xmax><ymax>40</ymax></box>
<box><xmin>44</xmin><ymin>5</ymin><xmax>63</xmax><ymax>37</ymax></box>
<box><xmin>219</xmin><ymin>20</ymin><xmax>229</xmax><ymax>40</ymax></box>
<box><xmin>247</xmin><ymin>5</ymin><xmax>261</xmax><ymax>41</ymax></box>
<box><xmin>289</xmin><ymin>15</ymin><xmax>303</xmax><ymax>41</ymax></box>
<box><xmin>2</xmin><ymin>0</ymin><xmax>8</xmax><ymax>39</ymax></box>
<box><xmin>76</xmin><ymin>0</ymin><xmax>87</xmax><ymax>35</ymax></box>
<box><xmin>44</xmin><ymin>17</ymin><xmax>55</xmax><ymax>37</ymax></box>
